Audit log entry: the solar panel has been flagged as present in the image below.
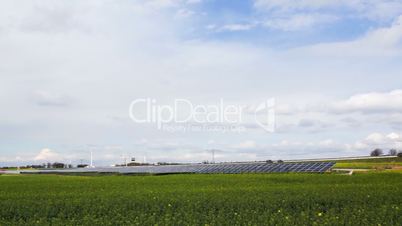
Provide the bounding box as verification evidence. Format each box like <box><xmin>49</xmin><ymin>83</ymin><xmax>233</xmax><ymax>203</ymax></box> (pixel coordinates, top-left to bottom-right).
<box><xmin>247</xmin><ymin>164</ymin><xmax>261</xmax><ymax>173</ymax></box>
<box><xmin>240</xmin><ymin>164</ymin><xmax>254</xmax><ymax>173</ymax></box>
<box><xmin>253</xmin><ymin>164</ymin><xmax>267</xmax><ymax>173</ymax></box>
<box><xmin>231</xmin><ymin>164</ymin><xmax>243</xmax><ymax>173</ymax></box>
<box><xmin>23</xmin><ymin>161</ymin><xmax>336</xmax><ymax>175</ymax></box>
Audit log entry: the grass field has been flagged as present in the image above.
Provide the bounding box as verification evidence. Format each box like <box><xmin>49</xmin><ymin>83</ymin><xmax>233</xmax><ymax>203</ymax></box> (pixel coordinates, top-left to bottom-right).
<box><xmin>334</xmin><ymin>157</ymin><xmax>402</xmax><ymax>169</ymax></box>
<box><xmin>0</xmin><ymin>173</ymin><xmax>401</xmax><ymax>225</ymax></box>
<box><xmin>335</xmin><ymin>157</ymin><xmax>402</xmax><ymax>163</ymax></box>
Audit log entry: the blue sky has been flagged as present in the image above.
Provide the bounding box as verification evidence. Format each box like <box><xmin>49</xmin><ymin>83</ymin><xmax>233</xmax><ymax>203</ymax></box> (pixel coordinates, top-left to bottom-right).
<box><xmin>1</xmin><ymin>0</ymin><xmax>402</xmax><ymax>166</ymax></box>
<box><xmin>184</xmin><ymin>0</ymin><xmax>396</xmax><ymax>46</ymax></box>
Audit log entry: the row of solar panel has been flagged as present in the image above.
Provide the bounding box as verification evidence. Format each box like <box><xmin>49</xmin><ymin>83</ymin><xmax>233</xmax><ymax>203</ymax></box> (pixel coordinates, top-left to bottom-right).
<box><xmin>185</xmin><ymin>162</ymin><xmax>334</xmax><ymax>174</ymax></box>
<box><xmin>24</xmin><ymin>162</ymin><xmax>335</xmax><ymax>174</ymax></box>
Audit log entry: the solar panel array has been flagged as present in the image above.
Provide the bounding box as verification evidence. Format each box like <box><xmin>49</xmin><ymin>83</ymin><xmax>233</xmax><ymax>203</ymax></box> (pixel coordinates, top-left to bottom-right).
<box><xmin>24</xmin><ymin>162</ymin><xmax>335</xmax><ymax>174</ymax></box>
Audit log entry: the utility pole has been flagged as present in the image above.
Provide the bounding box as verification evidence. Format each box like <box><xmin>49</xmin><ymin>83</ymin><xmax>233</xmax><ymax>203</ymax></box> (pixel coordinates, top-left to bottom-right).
<box><xmin>121</xmin><ymin>155</ymin><xmax>127</xmax><ymax>167</ymax></box>
<box><xmin>212</xmin><ymin>149</ymin><xmax>215</xmax><ymax>164</ymax></box>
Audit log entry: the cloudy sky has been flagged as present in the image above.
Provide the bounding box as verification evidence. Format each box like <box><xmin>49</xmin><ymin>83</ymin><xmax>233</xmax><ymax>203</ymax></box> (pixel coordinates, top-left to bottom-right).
<box><xmin>1</xmin><ymin>0</ymin><xmax>402</xmax><ymax>166</ymax></box>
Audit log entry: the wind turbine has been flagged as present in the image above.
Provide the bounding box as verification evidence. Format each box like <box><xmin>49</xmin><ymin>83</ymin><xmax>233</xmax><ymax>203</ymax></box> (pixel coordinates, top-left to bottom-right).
<box><xmin>90</xmin><ymin>151</ymin><xmax>94</xmax><ymax>168</ymax></box>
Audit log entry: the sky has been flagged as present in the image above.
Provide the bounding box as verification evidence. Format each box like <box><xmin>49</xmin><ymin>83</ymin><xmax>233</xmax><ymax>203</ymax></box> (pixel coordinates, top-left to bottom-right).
<box><xmin>1</xmin><ymin>0</ymin><xmax>402</xmax><ymax>166</ymax></box>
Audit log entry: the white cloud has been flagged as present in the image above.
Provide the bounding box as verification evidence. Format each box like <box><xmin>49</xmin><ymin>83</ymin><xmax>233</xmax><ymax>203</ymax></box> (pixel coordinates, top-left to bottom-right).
<box><xmin>176</xmin><ymin>8</ymin><xmax>195</xmax><ymax>18</ymax></box>
<box><xmin>271</xmin><ymin>139</ymin><xmax>347</xmax><ymax>152</ymax></box>
<box><xmin>330</xmin><ymin>90</ymin><xmax>402</xmax><ymax>114</ymax></box>
<box><xmin>0</xmin><ymin>156</ymin><xmax>22</xmax><ymax>163</ymax></box>
<box><xmin>366</xmin><ymin>133</ymin><xmax>388</xmax><ymax>145</ymax></box>
<box><xmin>254</xmin><ymin>0</ymin><xmax>342</xmax><ymax>11</ymax></box>
<box><xmin>270</xmin><ymin>89</ymin><xmax>402</xmax><ymax>133</ymax></box>
<box><xmin>362</xmin><ymin>15</ymin><xmax>402</xmax><ymax>47</ymax></box>
<box><xmin>263</xmin><ymin>13</ymin><xmax>337</xmax><ymax>31</ymax></box>
<box><xmin>145</xmin><ymin>0</ymin><xmax>182</xmax><ymax>8</ymax></box>
<box><xmin>220</xmin><ymin>23</ymin><xmax>256</xmax><ymax>31</ymax></box>
<box><xmin>33</xmin><ymin>90</ymin><xmax>72</xmax><ymax>107</ymax></box>
<box><xmin>233</xmin><ymin>140</ymin><xmax>257</xmax><ymax>149</ymax></box>
<box><xmin>186</xmin><ymin>0</ymin><xmax>202</xmax><ymax>4</ymax></box>
<box><xmin>253</xmin><ymin>0</ymin><xmax>402</xmax><ymax>32</ymax></box>
<box><xmin>350</xmin><ymin>132</ymin><xmax>402</xmax><ymax>150</ymax></box>
<box><xmin>242</xmin><ymin>133</ymin><xmax>402</xmax><ymax>159</ymax></box>
<box><xmin>215</xmin><ymin>13</ymin><xmax>338</xmax><ymax>32</ymax></box>
<box><xmin>34</xmin><ymin>148</ymin><xmax>63</xmax><ymax>162</ymax></box>
<box><xmin>254</xmin><ymin>0</ymin><xmax>402</xmax><ymax>21</ymax></box>
<box><xmin>293</xmin><ymin>15</ymin><xmax>402</xmax><ymax>56</ymax></box>
<box><xmin>387</xmin><ymin>132</ymin><xmax>401</xmax><ymax>141</ymax></box>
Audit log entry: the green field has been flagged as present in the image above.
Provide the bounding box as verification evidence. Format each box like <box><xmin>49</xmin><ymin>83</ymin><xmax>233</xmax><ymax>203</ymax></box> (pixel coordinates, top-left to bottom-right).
<box><xmin>335</xmin><ymin>157</ymin><xmax>402</xmax><ymax>163</ymax></box>
<box><xmin>334</xmin><ymin>157</ymin><xmax>402</xmax><ymax>169</ymax></box>
<box><xmin>1</xmin><ymin>173</ymin><xmax>401</xmax><ymax>225</ymax></box>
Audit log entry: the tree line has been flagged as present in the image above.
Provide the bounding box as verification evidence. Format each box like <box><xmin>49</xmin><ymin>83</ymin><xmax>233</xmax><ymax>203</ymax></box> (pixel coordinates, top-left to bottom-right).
<box><xmin>370</xmin><ymin>148</ymin><xmax>402</xmax><ymax>157</ymax></box>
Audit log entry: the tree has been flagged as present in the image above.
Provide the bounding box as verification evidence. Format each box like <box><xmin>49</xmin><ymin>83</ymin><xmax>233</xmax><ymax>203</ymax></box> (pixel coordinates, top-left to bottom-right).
<box><xmin>52</xmin><ymin>162</ymin><xmax>65</xmax><ymax>168</ymax></box>
<box><xmin>266</xmin><ymin>160</ymin><xmax>273</xmax><ymax>164</ymax></box>
<box><xmin>398</xmin><ymin>152</ymin><xmax>402</xmax><ymax>158</ymax></box>
<box><xmin>389</xmin><ymin>149</ymin><xmax>398</xmax><ymax>156</ymax></box>
<box><xmin>370</xmin><ymin>148</ymin><xmax>383</xmax><ymax>156</ymax></box>
<box><xmin>277</xmin><ymin>160</ymin><xmax>284</xmax><ymax>163</ymax></box>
